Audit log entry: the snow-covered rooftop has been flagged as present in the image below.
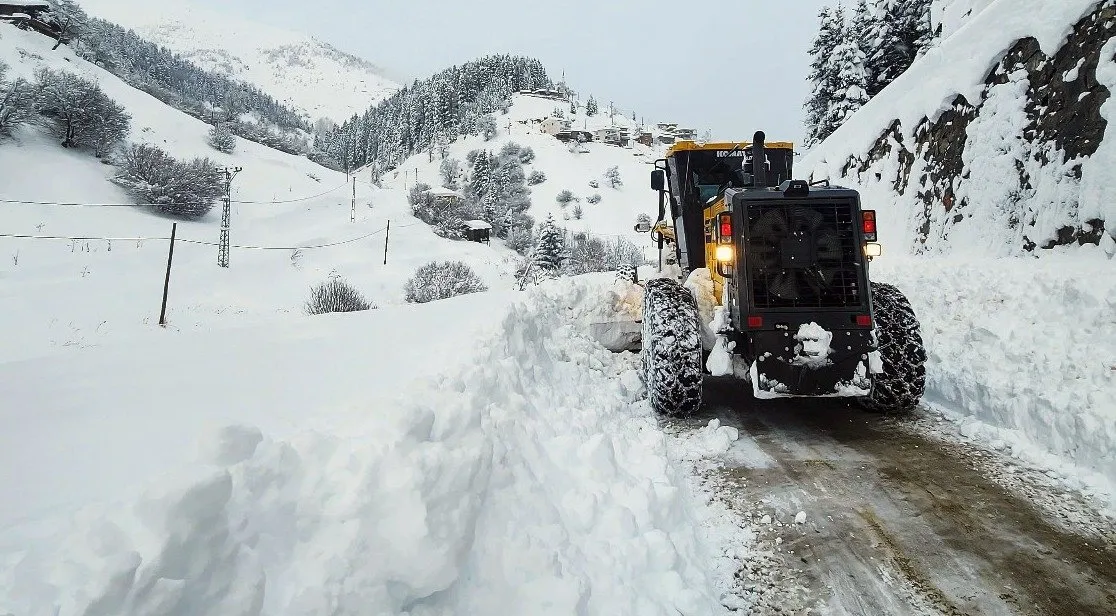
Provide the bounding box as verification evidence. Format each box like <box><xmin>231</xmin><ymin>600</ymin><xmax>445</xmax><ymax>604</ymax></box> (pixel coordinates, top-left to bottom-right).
<box><xmin>463</xmin><ymin>219</ymin><xmax>492</xmax><ymax>230</ymax></box>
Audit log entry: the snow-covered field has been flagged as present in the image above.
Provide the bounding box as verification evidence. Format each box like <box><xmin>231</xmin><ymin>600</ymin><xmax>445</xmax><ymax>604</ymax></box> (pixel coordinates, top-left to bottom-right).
<box><xmin>77</xmin><ymin>0</ymin><xmax>401</xmax><ymax>123</ymax></box>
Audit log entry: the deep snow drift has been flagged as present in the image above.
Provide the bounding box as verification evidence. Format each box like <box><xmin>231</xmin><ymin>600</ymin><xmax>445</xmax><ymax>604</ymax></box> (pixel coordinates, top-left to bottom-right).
<box><xmin>0</xmin><ymin>277</ymin><xmax>748</xmax><ymax>616</ymax></box>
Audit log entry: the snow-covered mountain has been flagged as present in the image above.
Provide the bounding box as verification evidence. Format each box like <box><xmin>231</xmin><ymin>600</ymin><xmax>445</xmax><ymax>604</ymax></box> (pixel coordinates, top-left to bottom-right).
<box><xmin>802</xmin><ymin>0</ymin><xmax>1116</xmax><ymax>259</ymax></box>
<box><xmin>78</xmin><ymin>0</ymin><xmax>401</xmax><ymax>124</ymax></box>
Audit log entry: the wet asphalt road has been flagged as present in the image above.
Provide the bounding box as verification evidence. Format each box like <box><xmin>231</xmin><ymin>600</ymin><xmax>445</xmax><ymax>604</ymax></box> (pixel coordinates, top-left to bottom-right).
<box><xmin>669</xmin><ymin>377</ymin><xmax>1116</xmax><ymax>616</ymax></box>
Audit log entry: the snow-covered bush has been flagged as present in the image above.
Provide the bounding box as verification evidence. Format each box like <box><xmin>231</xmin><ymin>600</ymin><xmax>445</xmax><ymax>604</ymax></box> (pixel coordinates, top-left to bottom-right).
<box><xmin>440</xmin><ymin>157</ymin><xmax>461</xmax><ymax>189</ymax></box>
<box><xmin>587</xmin><ymin>193</ymin><xmax>602</xmax><ymax>205</ymax></box>
<box><xmin>604</xmin><ymin>166</ymin><xmax>623</xmax><ymax>188</ymax></box>
<box><xmin>499</xmin><ymin>142</ymin><xmax>522</xmax><ymax>159</ymax></box>
<box><xmin>588</xmin><ymin>179</ymin><xmax>599</xmax><ymax>188</ymax></box>
<box><xmin>573</xmin><ymin>204</ymin><xmax>583</xmax><ymax>219</ymax></box>
<box><xmin>305</xmin><ymin>275</ymin><xmax>374</xmax><ymax>315</ymax></box>
<box><xmin>505</xmin><ymin>226</ymin><xmax>533</xmax><ymax>255</ymax></box>
<box><xmin>518</xmin><ymin>146</ymin><xmax>535</xmax><ymax>164</ymax></box>
<box><xmin>33</xmin><ymin>68</ymin><xmax>130</xmax><ymax>156</ymax></box>
<box><xmin>207</xmin><ymin>122</ymin><xmax>236</xmax><ymax>153</ymax></box>
<box><xmin>404</xmin><ymin>261</ymin><xmax>488</xmax><ymax>304</ymax></box>
<box><xmin>112</xmin><ymin>143</ymin><xmax>223</xmax><ymax>218</ymax></box>
<box><xmin>0</xmin><ymin>62</ymin><xmax>34</xmax><ymax>139</ymax></box>
<box><xmin>478</xmin><ymin>114</ymin><xmax>498</xmax><ymax>141</ymax></box>
<box><xmin>527</xmin><ymin>170</ymin><xmax>546</xmax><ymax>185</ymax></box>
<box><xmin>565</xmin><ymin>233</ymin><xmax>647</xmax><ymax>275</ymax></box>
<box><xmin>556</xmin><ymin>189</ymin><xmax>576</xmax><ymax>206</ymax></box>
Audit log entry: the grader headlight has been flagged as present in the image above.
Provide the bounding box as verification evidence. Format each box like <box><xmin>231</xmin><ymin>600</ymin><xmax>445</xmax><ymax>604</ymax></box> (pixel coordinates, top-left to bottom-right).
<box><xmin>715</xmin><ymin>245</ymin><xmax>735</xmax><ymax>263</ymax></box>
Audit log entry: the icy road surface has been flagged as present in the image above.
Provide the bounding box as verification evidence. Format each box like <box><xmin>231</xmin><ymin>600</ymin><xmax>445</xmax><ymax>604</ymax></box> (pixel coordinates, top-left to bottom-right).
<box><xmin>669</xmin><ymin>377</ymin><xmax>1116</xmax><ymax>616</ymax></box>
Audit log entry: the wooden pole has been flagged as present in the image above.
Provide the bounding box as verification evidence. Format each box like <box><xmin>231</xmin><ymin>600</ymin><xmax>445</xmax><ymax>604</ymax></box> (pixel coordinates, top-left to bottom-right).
<box><xmin>383</xmin><ymin>219</ymin><xmax>391</xmax><ymax>265</ymax></box>
<box><xmin>159</xmin><ymin>222</ymin><xmax>177</xmax><ymax>327</ymax></box>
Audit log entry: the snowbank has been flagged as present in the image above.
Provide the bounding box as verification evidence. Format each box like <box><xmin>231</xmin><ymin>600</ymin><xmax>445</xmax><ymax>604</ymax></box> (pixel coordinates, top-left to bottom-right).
<box><xmin>0</xmin><ymin>278</ymin><xmax>732</xmax><ymax>615</ymax></box>
<box><xmin>873</xmin><ymin>256</ymin><xmax>1116</xmax><ymax>504</ymax></box>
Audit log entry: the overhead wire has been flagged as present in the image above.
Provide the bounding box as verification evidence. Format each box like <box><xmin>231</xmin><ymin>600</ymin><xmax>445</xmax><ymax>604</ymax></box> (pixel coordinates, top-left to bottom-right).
<box><xmin>0</xmin><ymin>180</ymin><xmax>350</xmax><ymax>208</ymax></box>
<box><xmin>0</xmin><ymin>221</ymin><xmax>426</xmax><ymax>251</ymax></box>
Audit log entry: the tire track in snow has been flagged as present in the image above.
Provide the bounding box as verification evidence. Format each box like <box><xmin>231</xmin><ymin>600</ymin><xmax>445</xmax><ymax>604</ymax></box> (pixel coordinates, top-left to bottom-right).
<box><xmin>671</xmin><ymin>376</ymin><xmax>1116</xmax><ymax>616</ymax></box>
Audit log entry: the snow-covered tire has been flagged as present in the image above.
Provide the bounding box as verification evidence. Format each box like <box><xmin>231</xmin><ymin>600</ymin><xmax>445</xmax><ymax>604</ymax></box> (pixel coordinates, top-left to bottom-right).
<box><xmin>859</xmin><ymin>282</ymin><xmax>927</xmax><ymax>414</ymax></box>
<box><xmin>641</xmin><ymin>277</ymin><xmax>703</xmax><ymax>416</ymax></box>
<box><xmin>615</xmin><ymin>264</ymin><xmax>637</xmax><ymax>284</ymax></box>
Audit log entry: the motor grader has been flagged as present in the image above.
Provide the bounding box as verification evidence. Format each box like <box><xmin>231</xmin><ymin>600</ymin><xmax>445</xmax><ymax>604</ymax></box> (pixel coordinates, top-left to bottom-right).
<box><xmin>630</xmin><ymin>131</ymin><xmax>926</xmax><ymax>416</ymax></box>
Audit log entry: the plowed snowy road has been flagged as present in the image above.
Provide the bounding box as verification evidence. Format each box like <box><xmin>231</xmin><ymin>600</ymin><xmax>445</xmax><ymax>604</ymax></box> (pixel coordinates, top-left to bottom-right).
<box><xmin>670</xmin><ymin>377</ymin><xmax>1116</xmax><ymax>616</ymax></box>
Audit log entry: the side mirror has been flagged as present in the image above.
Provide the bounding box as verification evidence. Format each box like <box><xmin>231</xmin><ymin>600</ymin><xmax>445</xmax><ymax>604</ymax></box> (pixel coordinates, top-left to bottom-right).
<box><xmin>650</xmin><ymin>169</ymin><xmax>665</xmax><ymax>192</ymax></box>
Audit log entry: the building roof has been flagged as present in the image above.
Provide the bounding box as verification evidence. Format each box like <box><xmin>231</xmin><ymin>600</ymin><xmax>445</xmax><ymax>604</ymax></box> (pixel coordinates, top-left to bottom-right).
<box><xmin>0</xmin><ymin>1</ymin><xmax>51</xmax><ymax>7</ymax></box>
<box><xmin>463</xmin><ymin>220</ymin><xmax>492</xmax><ymax>230</ymax></box>
<box><xmin>427</xmin><ymin>186</ymin><xmax>463</xmax><ymax>198</ymax></box>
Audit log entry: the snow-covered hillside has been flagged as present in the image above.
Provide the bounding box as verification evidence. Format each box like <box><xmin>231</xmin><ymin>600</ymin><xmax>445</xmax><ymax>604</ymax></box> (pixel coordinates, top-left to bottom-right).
<box><xmin>0</xmin><ymin>24</ymin><xmax>513</xmax><ymax>360</ymax></box>
<box><xmin>381</xmin><ymin>93</ymin><xmax>668</xmax><ymax>250</ymax></box>
<box><xmin>78</xmin><ymin>0</ymin><xmax>400</xmax><ymax>124</ymax></box>
<box><xmin>803</xmin><ymin>0</ymin><xmax>1116</xmax><ymax>258</ymax></box>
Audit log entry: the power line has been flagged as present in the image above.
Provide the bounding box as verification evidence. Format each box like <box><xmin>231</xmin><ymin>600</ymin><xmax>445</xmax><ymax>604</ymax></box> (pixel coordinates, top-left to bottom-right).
<box><xmin>0</xmin><ymin>182</ymin><xmax>349</xmax><ymax>208</ymax></box>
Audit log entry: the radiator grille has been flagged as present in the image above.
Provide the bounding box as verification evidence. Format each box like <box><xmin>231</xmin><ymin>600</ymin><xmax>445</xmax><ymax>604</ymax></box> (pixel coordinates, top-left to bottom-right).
<box><xmin>745</xmin><ymin>201</ymin><xmax>863</xmax><ymax>309</ymax></box>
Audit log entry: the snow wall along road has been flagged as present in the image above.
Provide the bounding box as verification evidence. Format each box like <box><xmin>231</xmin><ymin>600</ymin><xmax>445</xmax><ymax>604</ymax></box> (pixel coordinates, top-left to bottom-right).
<box><xmin>0</xmin><ymin>277</ymin><xmax>729</xmax><ymax>616</ymax></box>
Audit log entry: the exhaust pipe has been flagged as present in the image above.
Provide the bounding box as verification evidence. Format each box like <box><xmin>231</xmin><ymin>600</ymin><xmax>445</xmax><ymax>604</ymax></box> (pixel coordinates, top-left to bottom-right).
<box><xmin>752</xmin><ymin>130</ymin><xmax>767</xmax><ymax>188</ymax></box>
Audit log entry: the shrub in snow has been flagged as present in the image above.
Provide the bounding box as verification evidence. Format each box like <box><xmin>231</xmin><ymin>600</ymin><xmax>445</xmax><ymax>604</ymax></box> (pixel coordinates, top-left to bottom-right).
<box><xmin>499</xmin><ymin>142</ymin><xmax>522</xmax><ymax>159</ymax></box>
<box><xmin>505</xmin><ymin>225</ymin><xmax>533</xmax><ymax>255</ymax></box>
<box><xmin>478</xmin><ymin>114</ymin><xmax>498</xmax><ymax>141</ymax></box>
<box><xmin>556</xmin><ymin>189</ymin><xmax>576</xmax><ymax>206</ymax></box>
<box><xmin>573</xmin><ymin>204</ymin><xmax>583</xmax><ymax>219</ymax></box>
<box><xmin>305</xmin><ymin>275</ymin><xmax>374</xmax><ymax>315</ymax></box>
<box><xmin>588</xmin><ymin>179</ymin><xmax>599</xmax><ymax>188</ymax></box>
<box><xmin>565</xmin><ymin>233</ymin><xmax>647</xmax><ymax>276</ymax></box>
<box><xmin>0</xmin><ymin>63</ymin><xmax>34</xmax><ymax>139</ymax></box>
<box><xmin>33</xmin><ymin>69</ymin><xmax>131</xmax><ymax>156</ymax></box>
<box><xmin>112</xmin><ymin>144</ymin><xmax>224</xmax><ymax>218</ymax></box>
<box><xmin>636</xmin><ymin>212</ymin><xmax>652</xmax><ymax>226</ymax></box>
<box><xmin>207</xmin><ymin>122</ymin><xmax>236</xmax><ymax>153</ymax></box>
<box><xmin>587</xmin><ymin>193</ymin><xmax>602</xmax><ymax>205</ymax></box>
<box><xmin>404</xmin><ymin>261</ymin><xmax>488</xmax><ymax>304</ymax></box>
<box><xmin>440</xmin><ymin>157</ymin><xmax>461</xmax><ymax>189</ymax></box>
<box><xmin>518</xmin><ymin>146</ymin><xmax>535</xmax><ymax>164</ymax></box>
<box><xmin>605</xmin><ymin>166</ymin><xmax>623</xmax><ymax>188</ymax></box>
<box><xmin>527</xmin><ymin>170</ymin><xmax>546</xmax><ymax>185</ymax></box>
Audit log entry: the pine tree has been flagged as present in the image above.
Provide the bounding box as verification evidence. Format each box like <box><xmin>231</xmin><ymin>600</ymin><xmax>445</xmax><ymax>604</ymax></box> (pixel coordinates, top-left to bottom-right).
<box><xmin>824</xmin><ymin>36</ymin><xmax>870</xmax><ymax>134</ymax></box>
<box><xmin>604</xmin><ymin>166</ymin><xmax>623</xmax><ymax>188</ymax></box>
<box><xmin>585</xmin><ymin>95</ymin><xmax>599</xmax><ymax>116</ymax></box>
<box><xmin>533</xmin><ymin>214</ymin><xmax>566</xmax><ymax>273</ymax></box>
<box><xmin>804</xmin><ymin>5</ymin><xmax>845</xmax><ymax>146</ymax></box>
<box><xmin>207</xmin><ymin>122</ymin><xmax>236</xmax><ymax>153</ymax></box>
<box><xmin>865</xmin><ymin>0</ymin><xmax>934</xmax><ymax>96</ymax></box>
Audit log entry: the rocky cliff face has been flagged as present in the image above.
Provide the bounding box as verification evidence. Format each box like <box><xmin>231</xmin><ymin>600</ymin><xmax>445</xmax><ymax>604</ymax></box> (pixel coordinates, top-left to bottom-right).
<box><xmin>804</xmin><ymin>0</ymin><xmax>1116</xmax><ymax>258</ymax></box>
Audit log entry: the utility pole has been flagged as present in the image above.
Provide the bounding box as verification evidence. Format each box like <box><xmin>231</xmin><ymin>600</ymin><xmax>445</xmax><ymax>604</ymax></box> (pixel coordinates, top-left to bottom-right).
<box><xmin>351</xmin><ymin>176</ymin><xmax>356</xmax><ymax>223</ymax></box>
<box><xmin>217</xmin><ymin>166</ymin><xmax>242</xmax><ymax>268</ymax></box>
<box><xmin>383</xmin><ymin>219</ymin><xmax>391</xmax><ymax>265</ymax></box>
<box><xmin>159</xmin><ymin>223</ymin><xmax>177</xmax><ymax>327</ymax></box>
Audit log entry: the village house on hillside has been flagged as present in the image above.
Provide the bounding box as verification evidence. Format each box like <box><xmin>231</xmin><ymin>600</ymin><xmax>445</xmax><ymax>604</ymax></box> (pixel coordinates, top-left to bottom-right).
<box><xmin>0</xmin><ymin>1</ymin><xmax>63</xmax><ymax>40</ymax></box>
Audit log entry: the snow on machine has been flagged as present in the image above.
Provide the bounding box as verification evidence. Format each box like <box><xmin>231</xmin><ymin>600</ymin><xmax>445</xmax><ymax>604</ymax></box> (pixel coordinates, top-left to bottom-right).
<box><xmin>613</xmin><ymin>131</ymin><xmax>927</xmax><ymax>416</ymax></box>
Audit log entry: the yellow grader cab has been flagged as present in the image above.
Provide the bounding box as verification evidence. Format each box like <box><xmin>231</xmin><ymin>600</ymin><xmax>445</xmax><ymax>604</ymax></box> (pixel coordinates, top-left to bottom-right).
<box><xmin>630</xmin><ymin>131</ymin><xmax>927</xmax><ymax>416</ymax></box>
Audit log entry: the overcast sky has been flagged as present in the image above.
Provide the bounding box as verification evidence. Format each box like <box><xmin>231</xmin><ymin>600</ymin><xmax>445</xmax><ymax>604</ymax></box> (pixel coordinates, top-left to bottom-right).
<box><xmin>195</xmin><ymin>0</ymin><xmax>829</xmax><ymax>145</ymax></box>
